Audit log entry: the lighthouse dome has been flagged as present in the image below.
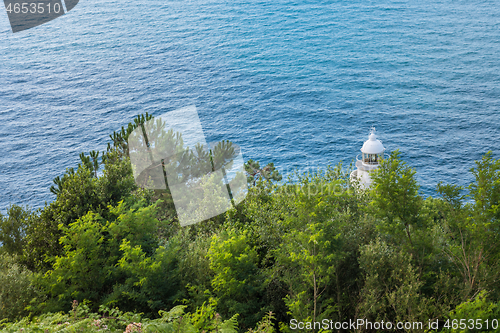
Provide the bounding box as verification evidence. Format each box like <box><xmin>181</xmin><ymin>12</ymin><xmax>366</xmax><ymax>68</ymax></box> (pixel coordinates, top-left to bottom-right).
<box><xmin>360</xmin><ymin>129</ymin><xmax>385</xmax><ymax>154</ymax></box>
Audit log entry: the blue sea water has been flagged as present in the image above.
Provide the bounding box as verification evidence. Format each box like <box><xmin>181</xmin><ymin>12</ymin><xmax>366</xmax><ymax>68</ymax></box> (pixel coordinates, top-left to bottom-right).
<box><xmin>0</xmin><ymin>0</ymin><xmax>499</xmax><ymax>210</ymax></box>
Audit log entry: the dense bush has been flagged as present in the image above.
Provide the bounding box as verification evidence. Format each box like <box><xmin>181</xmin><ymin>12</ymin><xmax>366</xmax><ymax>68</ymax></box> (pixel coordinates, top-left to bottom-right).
<box><xmin>0</xmin><ymin>301</ymin><xmax>275</xmax><ymax>333</ymax></box>
<box><xmin>0</xmin><ymin>253</ymin><xmax>37</xmax><ymax>321</ymax></box>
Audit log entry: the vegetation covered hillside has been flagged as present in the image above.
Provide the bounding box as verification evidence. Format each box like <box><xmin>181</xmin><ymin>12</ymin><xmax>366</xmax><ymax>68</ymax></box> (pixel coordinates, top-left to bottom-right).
<box><xmin>1</xmin><ymin>114</ymin><xmax>499</xmax><ymax>332</ymax></box>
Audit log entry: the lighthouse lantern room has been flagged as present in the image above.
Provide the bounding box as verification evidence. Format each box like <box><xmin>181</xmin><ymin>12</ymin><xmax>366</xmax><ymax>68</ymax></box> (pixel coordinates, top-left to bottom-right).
<box><xmin>350</xmin><ymin>128</ymin><xmax>386</xmax><ymax>189</ymax></box>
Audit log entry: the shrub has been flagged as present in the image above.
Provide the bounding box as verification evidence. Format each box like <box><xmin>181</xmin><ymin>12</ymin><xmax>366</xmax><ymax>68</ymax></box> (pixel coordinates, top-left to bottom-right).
<box><xmin>0</xmin><ymin>253</ymin><xmax>36</xmax><ymax>321</ymax></box>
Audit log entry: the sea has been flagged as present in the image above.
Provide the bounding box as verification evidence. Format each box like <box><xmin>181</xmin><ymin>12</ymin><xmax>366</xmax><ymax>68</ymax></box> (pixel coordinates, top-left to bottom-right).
<box><xmin>1</xmin><ymin>0</ymin><xmax>499</xmax><ymax>212</ymax></box>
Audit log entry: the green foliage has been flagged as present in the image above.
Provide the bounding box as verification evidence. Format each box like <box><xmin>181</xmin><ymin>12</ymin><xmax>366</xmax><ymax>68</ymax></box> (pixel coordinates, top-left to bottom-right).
<box><xmin>110</xmin><ymin>235</ymin><xmax>181</xmax><ymax>313</ymax></box>
<box><xmin>23</xmin><ymin>114</ymin><xmax>153</xmax><ymax>274</ymax></box>
<box><xmin>37</xmin><ymin>200</ymin><xmax>172</xmax><ymax>315</ymax></box>
<box><xmin>247</xmin><ymin>311</ymin><xmax>276</xmax><ymax>333</ymax></box>
<box><xmin>370</xmin><ymin>150</ymin><xmax>422</xmax><ymax>249</ymax></box>
<box><xmin>469</xmin><ymin>151</ymin><xmax>500</xmax><ymax>223</ymax></box>
<box><xmin>436</xmin><ymin>153</ymin><xmax>500</xmax><ymax>301</ymax></box>
<box><xmin>271</xmin><ymin>166</ymin><xmax>374</xmax><ymax>329</ymax></box>
<box><xmin>77</xmin><ymin>150</ymin><xmax>101</xmax><ymax>178</ymax></box>
<box><xmin>22</xmin><ymin>150</ymin><xmax>137</xmax><ymax>272</ymax></box>
<box><xmin>108</xmin><ymin>112</ymin><xmax>154</xmax><ymax>159</ymax></box>
<box><xmin>21</xmin><ymin>205</ymin><xmax>63</xmax><ymax>272</ymax></box>
<box><xmin>437</xmin><ymin>182</ymin><xmax>466</xmax><ymax>213</ymax></box>
<box><xmin>358</xmin><ymin>238</ymin><xmax>430</xmax><ymax>328</ymax></box>
<box><xmin>0</xmin><ymin>253</ymin><xmax>37</xmax><ymax>321</ymax></box>
<box><xmin>435</xmin><ymin>290</ymin><xmax>500</xmax><ymax>333</ymax></box>
<box><xmin>0</xmin><ymin>301</ymin><xmax>261</xmax><ymax>333</ymax></box>
<box><xmin>0</xmin><ymin>205</ymin><xmax>32</xmax><ymax>257</ymax></box>
<box><xmin>467</xmin><ymin>152</ymin><xmax>500</xmax><ymax>288</ymax></box>
<box><xmin>176</xmin><ymin>230</ymin><xmax>214</xmax><ymax>310</ymax></box>
<box><xmin>276</xmin><ymin>175</ymin><xmax>345</xmax><ymax>327</ymax></box>
<box><xmin>208</xmin><ymin>228</ymin><xmax>265</xmax><ymax>330</ymax></box>
<box><xmin>245</xmin><ymin>159</ymin><xmax>282</xmax><ymax>186</ymax></box>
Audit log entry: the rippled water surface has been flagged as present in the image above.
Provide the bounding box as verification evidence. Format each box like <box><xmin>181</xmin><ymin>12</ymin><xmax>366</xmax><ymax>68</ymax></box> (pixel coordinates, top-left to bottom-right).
<box><xmin>1</xmin><ymin>0</ymin><xmax>499</xmax><ymax>209</ymax></box>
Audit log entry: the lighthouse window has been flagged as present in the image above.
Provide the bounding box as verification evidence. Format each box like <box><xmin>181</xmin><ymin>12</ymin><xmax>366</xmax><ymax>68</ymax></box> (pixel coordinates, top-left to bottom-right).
<box><xmin>363</xmin><ymin>153</ymin><xmax>379</xmax><ymax>164</ymax></box>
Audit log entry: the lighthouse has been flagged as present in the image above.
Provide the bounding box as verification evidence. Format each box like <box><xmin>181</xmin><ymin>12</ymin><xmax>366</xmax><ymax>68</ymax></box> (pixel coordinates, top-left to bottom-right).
<box><xmin>350</xmin><ymin>128</ymin><xmax>386</xmax><ymax>189</ymax></box>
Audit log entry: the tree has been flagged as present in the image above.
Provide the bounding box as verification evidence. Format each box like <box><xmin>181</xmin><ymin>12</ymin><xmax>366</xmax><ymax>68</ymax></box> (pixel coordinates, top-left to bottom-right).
<box><xmin>467</xmin><ymin>152</ymin><xmax>500</xmax><ymax>299</ymax></box>
<box><xmin>0</xmin><ymin>253</ymin><xmax>36</xmax><ymax>321</ymax></box>
<box><xmin>370</xmin><ymin>150</ymin><xmax>422</xmax><ymax>249</ymax></box>
<box><xmin>207</xmin><ymin>228</ymin><xmax>265</xmax><ymax>330</ymax></box>
<box><xmin>245</xmin><ymin>160</ymin><xmax>282</xmax><ymax>186</ymax></box>
<box><xmin>432</xmin><ymin>290</ymin><xmax>500</xmax><ymax>333</ymax></box>
<box><xmin>273</xmin><ymin>172</ymin><xmax>347</xmax><ymax>331</ymax></box>
<box><xmin>436</xmin><ymin>152</ymin><xmax>500</xmax><ymax>301</ymax></box>
<box><xmin>38</xmin><ymin>199</ymin><xmax>168</xmax><ymax>314</ymax></box>
<box><xmin>357</xmin><ymin>238</ymin><xmax>431</xmax><ymax>330</ymax></box>
<box><xmin>469</xmin><ymin>151</ymin><xmax>500</xmax><ymax>223</ymax></box>
<box><xmin>22</xmin><ymin>151</ymin><xmax>138</xmax><ymax>272</ymax></box>
<box><xmin>0</xmin><ymin>205</ymin><xmax>32</xmax><ymax>256</ymax></box>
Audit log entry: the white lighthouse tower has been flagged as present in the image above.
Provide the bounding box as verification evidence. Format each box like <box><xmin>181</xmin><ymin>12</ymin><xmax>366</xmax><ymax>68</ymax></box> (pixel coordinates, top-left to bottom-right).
<box><xmin>350</xmin><ymin>128</ymin><xmax>386</xmax><ymax>189</ymax></box>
